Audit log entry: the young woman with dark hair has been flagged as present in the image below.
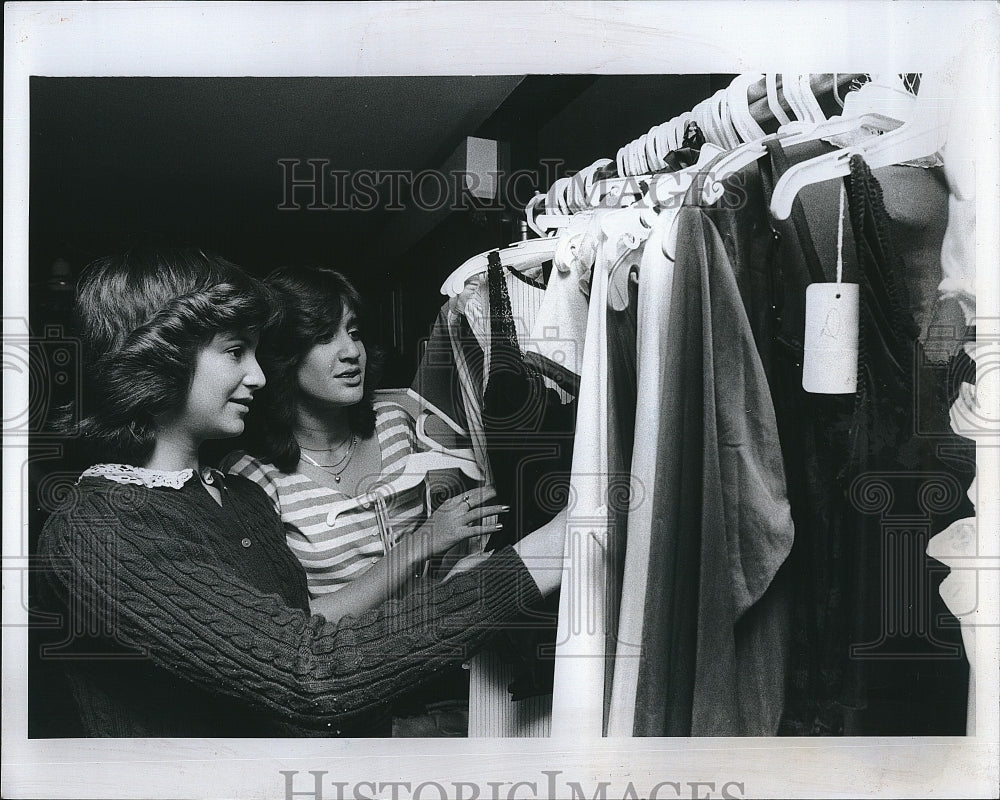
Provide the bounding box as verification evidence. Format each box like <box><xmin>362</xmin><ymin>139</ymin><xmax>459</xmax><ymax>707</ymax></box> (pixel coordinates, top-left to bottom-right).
<box><xmin>224</xmin><ymin>265</ymin><xmax>484</xmax><ymax>621</ymax></box>
<box><xmin>235</xmin><ymin>266</ymin><xmax>383</xmax><ymax>470</ymax></box>
<box><xmin>228</xmin><ymin>267</ymin><xmax>488</xmax><ymax>619</ymax></box>
<box><xmin>35</xmin><ymin>246</ymin><xmax>564</xmax><ymax>738</ymax></box>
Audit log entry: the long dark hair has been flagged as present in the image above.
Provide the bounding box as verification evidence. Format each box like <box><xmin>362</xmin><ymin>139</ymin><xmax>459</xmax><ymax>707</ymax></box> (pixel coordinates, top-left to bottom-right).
<box><xmin>241</xmin><ymin>265</ymin><xmax>383</xmax><ymax>472</ymax></box>
<box><xmin>67</xmin><ymin>245</ymin><xmax>277</xmax><ymax>465</ymax></box>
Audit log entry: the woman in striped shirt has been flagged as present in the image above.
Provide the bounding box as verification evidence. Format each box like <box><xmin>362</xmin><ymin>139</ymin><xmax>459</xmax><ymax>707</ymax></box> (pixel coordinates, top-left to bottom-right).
<box><xmin>223</xmin><ymin>265</ymin><xmax>506</xmax><ymax>619</ymax></box>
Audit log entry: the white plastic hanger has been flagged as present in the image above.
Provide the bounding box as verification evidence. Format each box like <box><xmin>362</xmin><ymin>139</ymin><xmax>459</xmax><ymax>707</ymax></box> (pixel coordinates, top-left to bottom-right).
<box><xmin>831</xmin><ymin>73</ymin><xmax>846</xmax><ymax>109</ymax></box>
<box><xmin>766</xmin><ymin>74</ymin><xmax>793</xmax><ymax>126</ymax></box>
<box><xmin>797</xmin><ymin>74</ymin><xmax>827</xmax><ymax>123</ymax></box>
<box><xmin>665</xmin><ymin>116</ymin><xmax>685</xmax><ymax>151</ymax></box>
<box><xmin>615</xmin><ymin>144</ymin><xmax>629</xmax><ymax>177</ymax></box>
<box><xmin>702</xmin><ymin>72</ymin><xmax>862</xmax><ymax>203</ymax></box>
<box><xmin>602</xmin><ymin>141</ymin><xmax>722</xmax><ymax>305</ymax></box>
<box><xmin>525</xmin><ymin>192</ymin><xmax>549</xmax><ymax>237</ymax></box>
<box><xmin>687</xmin><ymin>100</ymin><xmax>709</xmax><ymax>146</ymax></box>
<box><xmin>706</xmin><ymin>91</ymin><xmax>725</xmax><ymax>146</ymax></box>
<box><xmin>770</xmin><ymin>69</ymin><xmax>953</xmax><ymax>220</ymax></box>
<box><xmin>644</xmin><ymin>125</ymin><xmax>662</xmax><ymax>171</ymax></box>
<box><xmin>778</xmin><ymin>111</ymin><xmax>905</xmax><ymax>149</ymax></box>
<box><xmin>322</xmin><ymin>448</ymin><xmax>484</xmax><ymax>528</ymax></box>
<box><xmin>838</xmin><ymin>73</ymin><xmax>917</xmax><ymax>123</ymax></box>
<box><xmin>590</xmin><ymin>138</ymin><xmax>719</xmax><ymax>210</ymax></box>
<box><xmin>653</xmin><ymin>117</ymin><xmax>678</xmax><ymax>159</ymax></box>
<box><xmin>589</xmin><ymin>169</ymin><xmax>654</xmax><ymax>207</ymax></box>
<box><xmin>701</xmin><ymin>136</ymin><xmax>775</xmax><ymax>204</ymax></box>
<box><xmin>781</xmin><ymin>73</ymin><xmax>819</xmax><ymax>122</ymax></box>
<box><xmin>528</xmin><ymin>159</ymin><xmax>609</xmax><ymax>235</ymax></box>
<box><xmin>727</xmin><ymin>73</ymin><xmax>768</xmax><ymax>143</ymax></box>
<box><xmin>635</xmin><ymin>135</ymin><xmax>650</xmax><ymax>174</ymax></box>
<box><xmin>441</xmin><ymin>237</ymin><xmax>557</xmax><ymax>297</ymax></box>
<box><xmin>548</xmin><ymin>176</ymin><xmax>572</xmax><ymax>215</ymax></box>
<box><xmin>626</xmin><ymin>138</ymin><xmax>641</xmax><ymax>176</ymax></box>
<box><xmin>716</xmin><ymin>89</ymin><xmax>743</xmax><ymax>148</ymax></box>
<box><xmin>774</xmin><ymin>75</ymin><xmax>911</xmax><ymax>149</ymax></box>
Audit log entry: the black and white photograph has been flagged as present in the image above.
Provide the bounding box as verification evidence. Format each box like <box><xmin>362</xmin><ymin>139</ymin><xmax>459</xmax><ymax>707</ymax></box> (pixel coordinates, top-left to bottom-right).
<box><xmin>4</xmin><ymin>2</ymin><xmax>999</xmax><ymax>798</ymax></box>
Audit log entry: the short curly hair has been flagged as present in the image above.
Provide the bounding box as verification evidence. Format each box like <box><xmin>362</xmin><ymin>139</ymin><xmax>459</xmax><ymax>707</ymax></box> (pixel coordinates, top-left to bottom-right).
<box><xmin>69</xmin><ymin>246</ymin><xmax>277</xmax><ymax>464</ymax></box>
<box><xmin>240</xmin><ymin>265</ymin><xmax>383</xmax><ymax>473</ymax></box>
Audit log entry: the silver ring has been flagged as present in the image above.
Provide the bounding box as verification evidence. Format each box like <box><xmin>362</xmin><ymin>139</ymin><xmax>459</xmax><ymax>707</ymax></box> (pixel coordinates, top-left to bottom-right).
<box><xmin>462</xmin><ymin>495</ymin><xmax>472</xmax><ymax>510</ymax></box>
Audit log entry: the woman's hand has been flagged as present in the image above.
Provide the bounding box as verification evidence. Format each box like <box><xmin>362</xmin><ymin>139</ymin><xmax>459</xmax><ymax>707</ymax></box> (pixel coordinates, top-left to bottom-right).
<box><xmin>421</xmin><ymin>486</ymin><xmax>508</xmax><ymax>557</ymax></box>
<box><xmin>311</xmin><ymin>486</ymin><xmax>506</xmax><ymax>623</ymax></box>
<box><xmin>443</xmin><ymin>508</ymin><xmax>568</xmax><ymax>595</ymax></box>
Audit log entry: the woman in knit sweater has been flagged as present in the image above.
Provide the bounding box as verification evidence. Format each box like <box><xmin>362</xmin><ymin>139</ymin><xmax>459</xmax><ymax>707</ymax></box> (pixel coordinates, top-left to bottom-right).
<box><xmin>35</xmin><ymin>246</ymin><xmax>563</xmax><ymax>737</ymax></box>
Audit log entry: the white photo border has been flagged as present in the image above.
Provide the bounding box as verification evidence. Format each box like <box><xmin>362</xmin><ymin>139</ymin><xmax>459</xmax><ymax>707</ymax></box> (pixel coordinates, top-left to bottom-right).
<box><xmin>4</xmin><ymin>2</ymin><xmax>999</xmax><ymax>798</ymax></box>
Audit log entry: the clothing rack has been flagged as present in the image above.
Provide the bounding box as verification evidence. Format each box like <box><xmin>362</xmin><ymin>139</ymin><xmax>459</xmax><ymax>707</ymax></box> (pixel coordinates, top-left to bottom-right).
<box><xmin>526</xmin><ymin>73</ymin><xmax>869</xmax><ymax>230</ymax></box>
<box><xmin>613</xmin><ymin>73</ymin><xmax>868</xmax><ymax>177</ymax></box>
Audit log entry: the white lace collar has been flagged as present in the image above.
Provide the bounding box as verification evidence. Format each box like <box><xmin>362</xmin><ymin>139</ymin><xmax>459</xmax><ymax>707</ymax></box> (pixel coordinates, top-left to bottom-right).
<box><xmin>80</xmin><ymin>463</ymin><xmax>221</xmax><ymax>489</ymax></box>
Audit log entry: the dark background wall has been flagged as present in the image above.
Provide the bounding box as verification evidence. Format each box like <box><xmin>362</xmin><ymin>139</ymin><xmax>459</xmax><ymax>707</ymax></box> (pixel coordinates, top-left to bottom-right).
<box><xmin>29</xmin><ymin>74</ymin><xmax>731</xmax><ymax>387</ymax></box>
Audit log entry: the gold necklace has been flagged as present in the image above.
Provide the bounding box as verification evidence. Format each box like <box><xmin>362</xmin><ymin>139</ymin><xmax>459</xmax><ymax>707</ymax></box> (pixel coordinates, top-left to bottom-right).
<box><xmin>299</xmin><ymin>436</ymin><xmax>358</xmax><ymax>483</ymax></box>
<box><xmin>298</xmin><ymin>431</ymin><xmax>353</xmax><ymax>464</ymax></box>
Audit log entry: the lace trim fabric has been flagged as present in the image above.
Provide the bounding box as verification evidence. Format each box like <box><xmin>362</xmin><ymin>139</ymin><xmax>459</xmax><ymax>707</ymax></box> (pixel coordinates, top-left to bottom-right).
<box><xmin>80</xmin><ymin>463</ymin><xmax>201</xmax><ymax>489</ymax></box>
<box><xmin>845</xmin><ymin>153</ymin><xmax>919</xmax><ymax>475</ymax></box>
<box><xmin>487</xmin><ymin>251</ymin><xmax>521</xmax><ymax>353</ymax></box>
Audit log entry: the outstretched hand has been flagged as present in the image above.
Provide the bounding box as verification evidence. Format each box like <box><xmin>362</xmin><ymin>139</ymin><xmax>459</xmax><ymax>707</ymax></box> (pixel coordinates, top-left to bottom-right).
<box><xmin>423</xmin><ymin>485</ymin><xmax>508</xmax><ymax>557</ymax></box>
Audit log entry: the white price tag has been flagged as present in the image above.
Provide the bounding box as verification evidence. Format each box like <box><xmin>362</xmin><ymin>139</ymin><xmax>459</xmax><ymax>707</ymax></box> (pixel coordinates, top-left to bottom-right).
<box><xmin>802</xmin><ymin>282</ymin><xmax>859</xmax><ymax>394</ymax></box>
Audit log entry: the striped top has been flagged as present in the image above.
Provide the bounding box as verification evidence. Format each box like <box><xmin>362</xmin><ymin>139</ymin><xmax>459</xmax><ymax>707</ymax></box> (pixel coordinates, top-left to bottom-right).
<box><xmin>223</xmin><ymin>402</ymin><xmax>427</xmax><ymax>597</ymax></box>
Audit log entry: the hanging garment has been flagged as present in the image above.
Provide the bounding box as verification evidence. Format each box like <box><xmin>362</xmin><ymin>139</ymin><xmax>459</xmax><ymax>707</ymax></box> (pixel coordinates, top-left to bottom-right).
<box><xmin>627</xmin><ymin>182</ymin><xmax>795</xmax><ymax>736</ymax></box>
<box><xmin>752</xmin><ymin>138</ymin><xmax>861</xmax><ymax>734</ymax></box>
<box><xmin>482</xmin><ymin>254</ymin><xmax>578</xmax><ymax>550</ymax></box>
<box><xmin>606</xmin><ymin>206</ymin><xmax>677</xmax><ymax>735</ymax></box>
<box><xmin>550</xmin><ymin>207</ymin><xmax>648</xmax><ymax>738</ymax></box>
<box><xmin>524</xmin><ymin>215</ymin><xmax>594</xmax><ymax>382</ymax></box>
<box><xmin>439</xmin><ymin>257</ymin><xmax>567</xmax><ymax>737</ymax></box>
<box><xmin>469</xmin><ymin>255</ymin><xmax>580</xmax><ymax>708</ymax></box>
<box><xmin>925</xmin><ymin>70</ymin><xmax>986</xmax><ymax>734</ymax></box>
<box><xmin>602</xmin><ymin>244</ymin><xmax>640</xmax><ymax>722</ymax></box>
<box><xmin>446</xmin><ymin>302</ymin><xmax>492</xmax><ymax>490</ymax></box>
<box><xmin>411</xmin><ymin>306</ymin><xmax>472</xmax><ymax>433</ymax></box>
<box><xmin>456</xmin><ymin>255</ymin><xmax>570</xmax><ymax>401</ymax></box>
<box><xmin>841</xmin><ymin>154</ymin><xmax>973</xmax><ymax>735</ymax></box>
<box><xmin>762</xmin><ymin>137</ymin><xmax>973</xmax><ymax>735</ymax></box>
<box><xmin>926</xmin><ymin>355</ymin><xmax>980</xmax><ymax>734</ymax></box>
<box><xmin>608</xmin><ymin>157</ymin><xmax>740</xmax><ymax>735</ymax></box>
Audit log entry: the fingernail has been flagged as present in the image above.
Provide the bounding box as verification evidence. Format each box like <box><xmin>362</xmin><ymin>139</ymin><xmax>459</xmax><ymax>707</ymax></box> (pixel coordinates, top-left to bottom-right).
<box><xmin>494</xmin><ymin>523</ymin><xmax>504</xmax><ymax>529</ymax></box>
<box><xmin>500</xmin><ymin>505</ymin><xmax>511</xmax><ymax>512</ymax></box>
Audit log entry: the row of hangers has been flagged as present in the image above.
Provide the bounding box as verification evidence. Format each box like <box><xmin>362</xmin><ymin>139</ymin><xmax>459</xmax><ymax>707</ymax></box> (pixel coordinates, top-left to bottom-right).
<box><xmin>441</xmin><ymin>70</ymin><xmax>953</xmax><ymax>298</ymax></box>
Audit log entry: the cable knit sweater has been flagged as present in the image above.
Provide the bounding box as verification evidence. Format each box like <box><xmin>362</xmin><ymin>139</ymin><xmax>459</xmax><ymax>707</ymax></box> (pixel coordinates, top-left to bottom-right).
<box><xmin>35</xmin><ymin>466</ymin><xmax>542</xmax><ymax>737</ymax></box>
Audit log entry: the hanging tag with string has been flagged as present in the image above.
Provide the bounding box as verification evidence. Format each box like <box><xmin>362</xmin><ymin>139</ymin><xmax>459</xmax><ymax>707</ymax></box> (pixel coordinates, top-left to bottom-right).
<box><xmin>802</xmin><ymin>183</ymin><xmax>859</xmax><ymax>393</ymax></box>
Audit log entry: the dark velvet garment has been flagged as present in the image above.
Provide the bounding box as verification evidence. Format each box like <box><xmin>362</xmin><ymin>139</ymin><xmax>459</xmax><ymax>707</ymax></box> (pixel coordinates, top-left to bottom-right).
<box><xmin>838</xmin><ymin>154</ymin><xmax>972</xmax><ymax>735</ymax></box>
<box><xmin>757</xmin><ymin>139</ymin><xmax>974</xmax><ymax>735</ymax></box>
<box><xmin>757</xmin><ymin>138</ymin><xmax>862</xmax><ymax>734</ymax></box>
